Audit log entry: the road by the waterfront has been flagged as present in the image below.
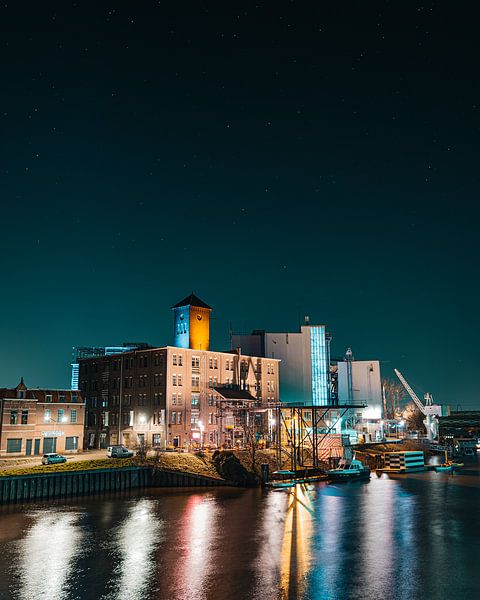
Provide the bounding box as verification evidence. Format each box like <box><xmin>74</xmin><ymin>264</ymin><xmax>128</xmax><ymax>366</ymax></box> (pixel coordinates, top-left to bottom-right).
<box><xmin>0</xmin><ymin>450</ymin><xmax>108</xmax><ymax>472</ymax></box>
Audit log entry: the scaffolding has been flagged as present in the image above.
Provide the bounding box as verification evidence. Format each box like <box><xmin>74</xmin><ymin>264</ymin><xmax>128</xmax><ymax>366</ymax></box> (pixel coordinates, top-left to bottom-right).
<box><xmin>275</xmin><ymin>402</ymin><xmax>366</xmax><ymax>472</ymax></box>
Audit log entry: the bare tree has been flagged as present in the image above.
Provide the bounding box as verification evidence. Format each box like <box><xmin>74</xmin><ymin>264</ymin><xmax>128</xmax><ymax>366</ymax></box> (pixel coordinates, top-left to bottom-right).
<box><xmin>239</xmin><ymin>406</ymin><xmax>262</xmax><ymax>473</ymax></box>
<box><xmin>402</xmin><ymin>402</ymin><xmax>425</xmax><ymax>431</ymax></box>
<box><xmin>382</xmin><ymin>378</ymin><xmax>407</xmax><ymax>419</ymax></box>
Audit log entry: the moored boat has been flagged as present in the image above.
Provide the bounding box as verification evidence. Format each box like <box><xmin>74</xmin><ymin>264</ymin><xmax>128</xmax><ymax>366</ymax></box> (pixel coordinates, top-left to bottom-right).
<box><xmin>326</xmin><ymin>459</ymin><xmax>370</xmax><ymax>482</ymax></box>
<box><xmin>434</xmin><ymin>450</ymin><xmax>463</xmax><ymax>473</ymax></box>
<box><xmin>435</xmin><ymin>462</ymin><xmax>463</xmax><ymax>473</ymax></box>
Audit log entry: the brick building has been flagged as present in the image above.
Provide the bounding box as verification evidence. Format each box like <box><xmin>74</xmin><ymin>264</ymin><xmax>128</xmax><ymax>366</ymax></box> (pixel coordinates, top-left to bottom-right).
<box><xmin>0</xmin><ymin>379</ymin><xmax>85</xmax><ymax>456</ymax></box>
<box><xmin>79</xmin><ymin>294</ymin><xmax>280</xmax><ymax>450</ymax></box>
<box><xmin>80</xmin><ymin>345</ymin><xmax>280</xmax><ymax>450</ymax></box>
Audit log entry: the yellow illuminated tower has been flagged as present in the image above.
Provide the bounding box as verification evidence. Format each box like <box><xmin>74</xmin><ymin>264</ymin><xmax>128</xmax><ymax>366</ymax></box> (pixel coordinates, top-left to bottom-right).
<box><xmin>172</xmin><ymin>293</ymin><xmax>212</xmax><ymax>350</ymax></box>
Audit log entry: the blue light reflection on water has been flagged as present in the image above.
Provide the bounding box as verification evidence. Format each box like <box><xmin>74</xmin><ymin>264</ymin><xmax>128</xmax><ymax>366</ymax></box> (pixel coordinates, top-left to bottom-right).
<box><xmin>0</xmin><ymin>470</ymin><xmax>479</xmax><ymax>600</ymax></box>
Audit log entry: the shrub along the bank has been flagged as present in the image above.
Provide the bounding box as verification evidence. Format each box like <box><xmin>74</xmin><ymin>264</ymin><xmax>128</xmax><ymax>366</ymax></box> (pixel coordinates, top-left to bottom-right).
<box><xmin>212</xmin><ymin>451</ymin><xmax>259</xmax><ymax>486</ymax></box>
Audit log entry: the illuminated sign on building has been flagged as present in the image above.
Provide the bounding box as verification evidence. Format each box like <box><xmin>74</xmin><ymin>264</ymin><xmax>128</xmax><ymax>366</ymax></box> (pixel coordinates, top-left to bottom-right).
<box><xmin>41</xmin><ymin>430</ymin><xmax>65</xmax><ymax>437</ymax></box>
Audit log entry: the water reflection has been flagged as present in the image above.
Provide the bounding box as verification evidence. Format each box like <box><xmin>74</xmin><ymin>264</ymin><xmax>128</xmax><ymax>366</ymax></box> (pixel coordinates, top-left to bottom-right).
<box><xmin>357</xmin><ymin>478</ymin><xmax>396</xmax><ymax>598</ymax></box>
<box><xmin>15</xmin><ymin>511</ymin><xmax>84</xmax><ymax>600</ymax></box>
<box><xmin>171</xmin><ymin>494</ymin><xmax>219</xmax><ymax>600</ymax></box>
<box><xmin>1</xmin><ymin>469</ymin><xmax>479</xmax><ymax>600</ymax></box>
<box><xmin>103</xmin><ymin>498</ymin><xmax>162</xmax><ymax>600</ymax></box>
<box><xmin>254</xmin><ymin>484</ymin><xmax>315</xmax><ymax>600</ymax></box>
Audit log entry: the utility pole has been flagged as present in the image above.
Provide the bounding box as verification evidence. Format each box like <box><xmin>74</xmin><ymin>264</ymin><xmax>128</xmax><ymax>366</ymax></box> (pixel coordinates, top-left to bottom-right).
<box><xmin>118</xmin><ymin>356</ymin><xmax>124</xmax><ymax>445</ymax></box>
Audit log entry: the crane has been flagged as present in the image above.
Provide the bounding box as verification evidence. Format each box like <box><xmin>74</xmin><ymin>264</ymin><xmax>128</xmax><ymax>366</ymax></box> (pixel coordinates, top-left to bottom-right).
<box><xmin>394</xmin><ymin>369</ymin><xmax>442</xmax><ymax>441</ymax></box>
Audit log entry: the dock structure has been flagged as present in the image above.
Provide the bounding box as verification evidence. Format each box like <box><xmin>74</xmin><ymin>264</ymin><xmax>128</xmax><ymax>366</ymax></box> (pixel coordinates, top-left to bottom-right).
<box><xmin>380</xmin><ymin>450</ymin><xmax>426</xmax><ymax>473</ymax></box>
<box><xmin>274</xmin><ymin>402</ymin><xmax>366</xmax><ymax>472</ymax></box>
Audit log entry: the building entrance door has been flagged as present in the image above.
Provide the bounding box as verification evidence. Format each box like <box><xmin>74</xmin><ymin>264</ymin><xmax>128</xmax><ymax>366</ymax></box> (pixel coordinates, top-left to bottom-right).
<box><xmin>25</xmin><ymin>439</ymin><xmax>32</xmax><ymax>456</ymax></box>
<box><xmin>34</xmin><ymin>439</ymin><xmax>40</xmax><ymax>455</ymax></box>
<box><xmin>43</xmin><ymin>438</ymin><xmax>57</xmax><ymax>453</ymax></box>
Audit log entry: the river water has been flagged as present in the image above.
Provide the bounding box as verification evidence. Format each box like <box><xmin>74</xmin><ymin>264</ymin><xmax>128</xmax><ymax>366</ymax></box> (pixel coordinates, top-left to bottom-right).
<box><xmin>0</xmin><ymin>466</ymin><xmax>479</xmax><ymax>600</ymax></box>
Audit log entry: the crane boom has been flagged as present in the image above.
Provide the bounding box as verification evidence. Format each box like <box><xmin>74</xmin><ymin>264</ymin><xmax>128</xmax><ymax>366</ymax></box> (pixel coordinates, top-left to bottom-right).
<box><xmin>394</xmin><ymin>369</ymin><xmax>426</xmax><ymax>416</ymax></box>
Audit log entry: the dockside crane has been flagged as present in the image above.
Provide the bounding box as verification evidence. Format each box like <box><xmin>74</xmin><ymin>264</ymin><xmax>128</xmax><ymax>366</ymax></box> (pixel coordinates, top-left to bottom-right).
<box><xmin>394</xmin><ymin>369</ymin><xmax>442</xmax><ymax>441</ymax></box>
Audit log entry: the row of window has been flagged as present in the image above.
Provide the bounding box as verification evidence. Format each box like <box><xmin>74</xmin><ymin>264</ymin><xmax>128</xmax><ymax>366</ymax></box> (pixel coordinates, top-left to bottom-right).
<box><xmin>170</xmin><ymin>411</ymin><xmax>216</xmax><ymax>426</ymax></box>
<box><xmin>91</xmin><ymin>407</ymin><xmax>223</xmax><ymax>429</ymax></box>
<box><xmin>89</xmin><ymin>392</ymin><xmax>229</xmax><ymax>409</ymax></box>
<box><xmin>84</xmin><ymin>354</ymin><xmax>164</xmax><ymax>375</ymax></box>
<box><xmin>90</xmin><ymin>393</ymin><xmax>163</xmax><ymax>408</ymax></box>
<box><xmin>9</xmin><ymin>409</ymin><xmax>78</xmax><ymax>425</ymax></box>
<box><xmin>6</xmin><ymin>437</ymin><xmax>78</xmax><ymax>453</ymax></box>
<box><xmin>84</xmin><ymin>355</ymin><xmax>274</xmax><ymax>376</ymax></box>
<box><xmin>43</xmin><ymin>393</ymin><xmax>78</xmax><ymax>402</ymax></box>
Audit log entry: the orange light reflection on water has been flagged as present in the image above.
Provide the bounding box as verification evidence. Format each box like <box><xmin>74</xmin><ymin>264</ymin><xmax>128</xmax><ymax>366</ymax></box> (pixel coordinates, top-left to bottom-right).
<box><xmin>278</xmin><ymin>484</ymin><xmax>315</xmax><ymax>599</ymax></box>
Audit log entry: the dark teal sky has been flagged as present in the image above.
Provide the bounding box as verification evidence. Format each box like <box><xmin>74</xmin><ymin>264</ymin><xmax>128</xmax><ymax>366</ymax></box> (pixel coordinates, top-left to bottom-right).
<box><xmin>1</xmin><ymin>2</ymin><xmax>478</xmax><ymax>408</ymax></box>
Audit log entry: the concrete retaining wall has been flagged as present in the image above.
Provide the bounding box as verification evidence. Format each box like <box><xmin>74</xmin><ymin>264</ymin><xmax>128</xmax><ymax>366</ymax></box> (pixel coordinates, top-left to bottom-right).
<box><xmin>0</xmin><ymin>467</ymin><xmax>229</xmax><ymax>504</ymax></box>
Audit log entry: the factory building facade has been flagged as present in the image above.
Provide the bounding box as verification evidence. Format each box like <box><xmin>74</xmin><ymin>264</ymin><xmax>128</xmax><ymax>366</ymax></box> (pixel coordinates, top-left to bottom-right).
<box><xmin>70</xmin><ymin>343</ymin><xmax>150</xmax><ymax>390</ymax></box>
<box><xmin>79</xmin><ymin>295</ymin><xmax>279</xmax><ymax>450</ymax></box>
<box><xmin>232</xmin><ymin>320</ymin><xmax>332</xmax><ymax>406</ymax></box>
<box><xmin>337</xmin><ymin>351</ymin><xmax>383</xmax><ymax>419</ymax></box>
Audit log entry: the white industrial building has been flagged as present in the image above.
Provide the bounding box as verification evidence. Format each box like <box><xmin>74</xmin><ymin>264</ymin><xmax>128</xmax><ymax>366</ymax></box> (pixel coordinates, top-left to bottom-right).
<box><xmin>232</xmin><ymin>321</ymin><xmax>332</xmax><ymax>406</ymax></box>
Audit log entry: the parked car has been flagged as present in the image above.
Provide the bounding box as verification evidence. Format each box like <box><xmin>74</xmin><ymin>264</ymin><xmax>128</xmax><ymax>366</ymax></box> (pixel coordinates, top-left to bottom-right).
<box><xmin>107</xmin><ymin>445</ymin><xmax>134</xmax><ymax>458</ymax></box>
<box><xmin>42</xmin><ymin>453</ymin><xmax>67</xmax><ymax>465</ymax></box>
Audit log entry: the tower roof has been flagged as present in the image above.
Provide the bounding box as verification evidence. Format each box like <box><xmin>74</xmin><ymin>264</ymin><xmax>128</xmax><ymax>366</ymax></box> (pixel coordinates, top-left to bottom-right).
<box><xmin>171</xmin><ymin>293</ymin><xmax>212</xmax><ymax>310</ymax></box>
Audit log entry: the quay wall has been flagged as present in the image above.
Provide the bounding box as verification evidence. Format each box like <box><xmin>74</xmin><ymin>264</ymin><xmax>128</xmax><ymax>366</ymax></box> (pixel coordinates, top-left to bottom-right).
<box><xmin>0</xmin><ymin>467</ymin><xmax>230</xmax><ymax>504</ymax></box>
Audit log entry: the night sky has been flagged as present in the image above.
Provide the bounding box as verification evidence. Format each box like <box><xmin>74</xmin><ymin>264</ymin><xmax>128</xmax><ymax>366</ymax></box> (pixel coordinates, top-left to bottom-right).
<box><xmin>1</xmin><ymin>2</ymin><xmax>478</xmax><ymax>408</ymax></box>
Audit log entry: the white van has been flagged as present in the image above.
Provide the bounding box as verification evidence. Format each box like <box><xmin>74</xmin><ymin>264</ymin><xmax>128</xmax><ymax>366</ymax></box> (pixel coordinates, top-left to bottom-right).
<box><xmin>107</xmin><ymin>445</ymin><xmax>134</xmax><ymax>458</ymax></box>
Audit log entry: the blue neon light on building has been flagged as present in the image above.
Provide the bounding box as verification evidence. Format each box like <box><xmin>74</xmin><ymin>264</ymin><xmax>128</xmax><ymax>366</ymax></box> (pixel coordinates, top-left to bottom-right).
<box><xmin>173</xmin><ymin>306</ymin><xmax>190</xmax><ymax>349</ymax></box>
<box><xmin>310</xmin><ymin>326</ymin><xmax>329</xmax><ymax>405</ymax></box>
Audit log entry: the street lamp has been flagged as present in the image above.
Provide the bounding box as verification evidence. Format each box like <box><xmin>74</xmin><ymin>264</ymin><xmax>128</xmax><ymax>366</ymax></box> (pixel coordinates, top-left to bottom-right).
<box><xmin>198</xmin><ymin>420</ymin><xmax>204</xmax><ymax>449</ymax></box>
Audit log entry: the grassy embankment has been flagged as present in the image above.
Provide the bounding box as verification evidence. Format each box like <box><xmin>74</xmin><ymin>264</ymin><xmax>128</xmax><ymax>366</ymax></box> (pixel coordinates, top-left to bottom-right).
<box><xmin>0</xmin><ymin>452</ymin><xmax>222</xmax><ymax>479</ymax></box>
